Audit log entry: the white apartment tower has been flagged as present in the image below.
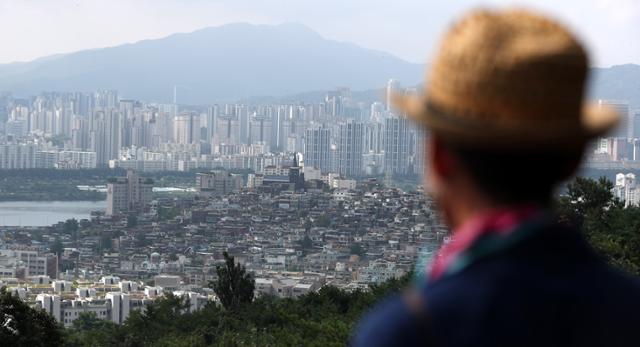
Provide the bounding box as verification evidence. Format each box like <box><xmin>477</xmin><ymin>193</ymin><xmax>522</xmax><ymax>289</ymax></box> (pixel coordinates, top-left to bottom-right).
<box><xmin>615</xmin><ymin>173</ymin><xmax>639</xmax><ymax>207</ymax></box>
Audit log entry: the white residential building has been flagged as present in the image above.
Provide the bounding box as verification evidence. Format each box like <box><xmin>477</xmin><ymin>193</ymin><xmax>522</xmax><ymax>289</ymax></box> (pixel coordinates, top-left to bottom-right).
<box><xmin>0</xmin><ymin>142</ymin><xmax>37</xmax><ymax>169</ymax></box>
<box><xmin>614</xmin><ymin>173</ymin><xmax>639</xmax><ymax>207</ymax></box>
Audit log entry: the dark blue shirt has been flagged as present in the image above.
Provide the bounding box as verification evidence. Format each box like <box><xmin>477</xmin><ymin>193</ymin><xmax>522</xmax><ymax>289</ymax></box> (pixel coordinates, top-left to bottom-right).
<box><xmin>352</xmin><ymin>224</ymin><xmax>640</xmax><ymax>346</ymax></box>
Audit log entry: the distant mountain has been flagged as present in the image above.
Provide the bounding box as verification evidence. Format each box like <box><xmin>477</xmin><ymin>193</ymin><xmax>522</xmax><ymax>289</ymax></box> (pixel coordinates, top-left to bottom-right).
<box><xmin>1</xmin><ymin>24</ymin><xmax>637</xmax><ymax>107</ymax></box>
<box><xmin>0</xmin><ymin>23</ymin><xmax>423</xmax><ymax>104</ymax></box>
<box><xmin>589</xmin><ymin>64</ymin><xmax>640</xmax><ymax>109</ymax></box>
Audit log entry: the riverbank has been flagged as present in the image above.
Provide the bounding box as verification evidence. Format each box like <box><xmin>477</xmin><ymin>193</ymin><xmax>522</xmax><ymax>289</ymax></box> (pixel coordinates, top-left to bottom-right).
<box><xmin>0</xmin><ymin>200</ymin><xmax>107</xmax><ymax>226</ymax></box>
<box><xmin>0</xmin><ymin>169</ymin><xmax>196</xmax><ymax>202</ymax></box>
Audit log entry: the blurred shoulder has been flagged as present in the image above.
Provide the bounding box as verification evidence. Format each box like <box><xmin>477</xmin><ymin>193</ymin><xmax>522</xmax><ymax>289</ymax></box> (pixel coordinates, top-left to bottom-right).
<box><xmin>351</xmin><ymin>290</ymin><xmax>431</xmax><ymax>347</ymax></box>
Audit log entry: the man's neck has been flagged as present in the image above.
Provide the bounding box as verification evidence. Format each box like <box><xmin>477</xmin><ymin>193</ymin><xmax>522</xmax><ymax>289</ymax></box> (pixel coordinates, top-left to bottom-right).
<box><xmin>443</xmin><ymin>189</ymin><xmax>547</xmax><ymax>231</ymax></box>
<box><xmin>446</xmin><ymin>201</ymin><xmax>501</xmax><ymax>232</ymax></box>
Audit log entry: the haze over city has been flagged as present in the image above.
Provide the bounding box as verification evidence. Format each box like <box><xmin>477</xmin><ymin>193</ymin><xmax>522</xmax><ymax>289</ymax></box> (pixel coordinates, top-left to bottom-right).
<box><xmin>1</xmin><ymin>0</ymin><xmax>639</xmax><ymax>67</ymax></box>
<box><xmin>1</xmin><ymin>2</ymin><xmax>640</xmax><ymax>346</ymax></box>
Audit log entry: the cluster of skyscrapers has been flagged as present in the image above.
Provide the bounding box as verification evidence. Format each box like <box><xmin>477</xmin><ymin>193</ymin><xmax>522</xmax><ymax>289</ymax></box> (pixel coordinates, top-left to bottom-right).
<box><xmin>0</xmin><ymin>81</ymin><xmax>425</xmax><ymax>177</ymax></box>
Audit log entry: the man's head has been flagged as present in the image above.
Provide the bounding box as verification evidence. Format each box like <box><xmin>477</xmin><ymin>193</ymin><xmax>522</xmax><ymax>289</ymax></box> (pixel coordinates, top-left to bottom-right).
<box><xmin>391</xmin><ymin>9</ymin><xmax>620</xmax><ymax>227</ymax></box>
<box><xmin>424</xmin><ymin>134</ymin><xmax>582</xmax><ymax>227</ymax></box>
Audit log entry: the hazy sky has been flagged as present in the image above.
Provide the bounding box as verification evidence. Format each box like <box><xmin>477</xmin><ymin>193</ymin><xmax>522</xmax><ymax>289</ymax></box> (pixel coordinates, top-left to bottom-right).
<box><xmin>0</xmin><ymin>0</ymin><xmax>638</xmax><ymax>67</ymax></box>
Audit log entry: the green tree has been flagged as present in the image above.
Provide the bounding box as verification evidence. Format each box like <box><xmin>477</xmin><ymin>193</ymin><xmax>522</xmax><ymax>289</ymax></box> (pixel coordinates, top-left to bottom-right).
<box><xmin>557</xmin><ymin>176</ymin><xmax>620</xmax><ymax>226</ymax></box>
<box><xmin>59</xmin><ymin>274</ymin><xmax>413</xmax><ymax>346</ymax></box>
<box><xmin>210</xmin><ymin>252</ymin><xmax>255</xmax><ymax>310</ymax></box>
<box><xmin>300</xmin><ymin>235</ymin><xmax>313</xmax><ymax>250</ymax></box>
<box><xmin>99</xmin><ymin>236</ymin><xmax>113</xmax><ymax>252</ymax></box>
<box><xmin>50</xmin><ymin>237</ymin><xmax>64</xmax><ymax>256</ymax></box>
<box><xmin>73</xmin><ymin>312</ymin><xmax>106</xmax><ymax>331</ymax></box>
<box><xmin>304</xmin><ymin>219</ymin><xmax>314</xmax><ymax>232</ymax></box>
<box><xmin>315</xmin><ymin>215</ymin><xmax>331</xmax><ymax>228</ymax></box>
<box><xmin>349</xmin><ymin>243</ymin><xmax>365</xmax><ymax>257</ymax></box>
<box><xmin>158</xmin><ymin>206</ymin><xmax>180</xmax><ymax>221</ymax></box>
<box><xmin>0</xmin><ymin>287</ymin><xmax>63</xmax><ymax>346</ymax></box>
<box><xmin>64</xmin><ymin>218</ymin><xmax>79</xmax><ymax>234</ymax></box>
<box><xmin>557</xmin><ymin>176</ymin><xmax>640</xmax><ymax>275</ymax></box>
<box><xmin>120</xmin><ymin>293</ymin><xmax>189</xmax><ymax>346</ymax></box>
<box><xmin>66</xmin><ymin>311</ymin><xmax>119</xmax><ymax>346</ymax></box>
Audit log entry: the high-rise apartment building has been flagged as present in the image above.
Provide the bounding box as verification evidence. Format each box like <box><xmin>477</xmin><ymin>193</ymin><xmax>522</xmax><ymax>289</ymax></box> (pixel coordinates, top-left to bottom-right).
<box><xmin>270</xmin><ymin>106</ymin><xmax>287</xmax><ymax>152</ymax></box>
<box><xmin>384</xmin><ymin>115</ymin><xmax>411</xmax><ymax>175</ymax></box>
<box><xmin>173</xmin><ymin>112</ymin><xmax>200</xmax><ymax>144</ymax></box>
<box><xmin>386</xmin><ymin>79</ymin><xmax>401</xmax><ymax>112</ymax></box>
<box><xmin>304</xmin><ymin>126</ymin><xmax>332</xmax><ymax>173</ymax></box>
<box><xmin>5</xmin><ymin>119</ymin><xmax>27</xmax><ymax>137</ymax></box>
<box><xmin>337</xmin><ymin>121</ymin><xmax>364</xmax><ymax>177</ymax></box>
<box><xmin>91</xmin><ymin>109</ymin><xmax>122</xmax><ymax>166</ymax></box>
<box><xmin>631</xmin><ymin>110</ymin><xmax>640</xmax><ymax>139</ymax></box>
<box><xmin>93</xmin><ymin>90</ymin><xmax>119</xmax><ymax>109</ymax></box>
<box><xmin>364</xmin><ymin>122</ymin><xmax>384</xmax><ymax>155</ymax></box>
<box><xmin>218</xmin><ymin>114</ymin><xmax>240</xmax><ymax>145</ymax></box>
<box><xmin>249</xmin><ymin>114</ymin><xmax>272</xmax><ymax>145</ymax></box>
<box><xmin>237</xmin><ymin>104</ymin><xmax>249</xmax><ymax>145</ymax></box>
<box><xmin>106</xmin><ymin>170</ymin><xmax>153</xmax><ymax>216</ymax></box>
<box><xmin>206</xmin><ymin>105</ymin><xmax>219</xmax><ymax>144</ymax></box>
<box><xmin>410</xmin><ymin>127</ymin><xmax>427</xmax><ymax>175</ymax></box>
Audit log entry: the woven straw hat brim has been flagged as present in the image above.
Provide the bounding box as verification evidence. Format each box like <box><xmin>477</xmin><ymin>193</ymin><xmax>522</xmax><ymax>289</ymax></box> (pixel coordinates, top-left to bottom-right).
<box><xmin>392</xmin><ymin>93</ymin><xmax>620</xmax><ymax>150</ymax></box>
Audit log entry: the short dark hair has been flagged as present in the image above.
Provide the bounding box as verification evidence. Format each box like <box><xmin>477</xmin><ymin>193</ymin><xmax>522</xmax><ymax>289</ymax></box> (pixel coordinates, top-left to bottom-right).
<box><xmin>444</xmin><ymin>142</ymin><xmax>582</xmax><ymax>205</ymax></box>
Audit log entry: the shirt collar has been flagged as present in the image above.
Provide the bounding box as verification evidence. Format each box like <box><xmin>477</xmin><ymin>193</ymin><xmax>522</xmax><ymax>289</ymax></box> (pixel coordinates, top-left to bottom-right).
<box><xmin>429</xmin><ymin>204</ymin><xmax>545</xmax><ymax>281</ymax></box>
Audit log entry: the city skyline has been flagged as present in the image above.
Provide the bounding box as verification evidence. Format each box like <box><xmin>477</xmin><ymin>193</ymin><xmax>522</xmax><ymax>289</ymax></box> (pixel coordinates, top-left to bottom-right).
<box><xmin>0</xmin><ymin>85</ymin><xmax>428</xmax><ymax>177</ymax></box>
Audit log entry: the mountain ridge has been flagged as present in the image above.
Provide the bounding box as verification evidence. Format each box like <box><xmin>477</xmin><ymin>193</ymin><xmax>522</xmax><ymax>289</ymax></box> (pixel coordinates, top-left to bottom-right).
<box><xmin>588</xmin><ymin>64</ymin><xmax>640</xmax><ymax>108</ymax></box>
<box><xmin>0</xmin><ymin>23</ymin><xmax>423</xmax><ymax>104</ymax></box>
<box><xmin>0</xmin><ymin>24</ymin><xmax>638</xmax><ymax>107</ymax></box>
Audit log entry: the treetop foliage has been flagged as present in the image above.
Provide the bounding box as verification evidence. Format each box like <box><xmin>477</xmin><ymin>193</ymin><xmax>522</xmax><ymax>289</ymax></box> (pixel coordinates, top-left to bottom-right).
<box><xmin>556</xmin><ymin>176</ymin><xmax>640</xmax><ymax>275</ymax></box>
<box><xmin>0</xmin><ymin>288</ymin><xmax>63</xmax><ymax>347</ymax></box>
<box><xmin>210</xmin><ymin>252</ymin><xmax>255</xmax><ymax>310</ymax></box>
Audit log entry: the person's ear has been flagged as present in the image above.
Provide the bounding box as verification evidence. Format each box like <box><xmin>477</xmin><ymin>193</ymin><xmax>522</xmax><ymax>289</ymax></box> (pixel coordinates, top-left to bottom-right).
<box><xmin>429</xmin><ymin>135</ymin><xmax>456</xmax><ymax>180</ymax></box>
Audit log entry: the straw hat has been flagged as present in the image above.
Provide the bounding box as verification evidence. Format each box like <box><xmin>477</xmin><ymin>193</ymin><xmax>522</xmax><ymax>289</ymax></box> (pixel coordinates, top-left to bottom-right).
<box><xmin>393</xmin><ymin>9</ymin><xmax>619</xmax><ymax>150</ymax></box>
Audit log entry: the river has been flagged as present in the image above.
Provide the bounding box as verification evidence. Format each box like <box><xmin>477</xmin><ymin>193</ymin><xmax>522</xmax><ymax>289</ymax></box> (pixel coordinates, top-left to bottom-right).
<box><xmin>0</xmin><ymin>201</ymin><xmax>106</xmax><ymax>227</ymax></box>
